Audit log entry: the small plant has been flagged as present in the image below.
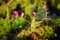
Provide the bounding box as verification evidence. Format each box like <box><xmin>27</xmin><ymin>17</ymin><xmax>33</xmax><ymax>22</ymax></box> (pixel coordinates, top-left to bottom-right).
<box><xmin>0</xmin><ymin>19</ymin><xmax>11</xmax><ymax>36</ymax></box>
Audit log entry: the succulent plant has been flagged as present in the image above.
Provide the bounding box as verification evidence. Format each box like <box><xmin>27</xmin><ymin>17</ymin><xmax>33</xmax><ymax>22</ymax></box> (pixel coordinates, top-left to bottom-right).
<box><xmin>0</xmin><ymin>19</ymin><xmax>11</xmax><ymax>36</ymax></box>
<box><xmin>12</xmin><ymin>17</ymin><xmax>28</xmax><ymax>29</ymax></box>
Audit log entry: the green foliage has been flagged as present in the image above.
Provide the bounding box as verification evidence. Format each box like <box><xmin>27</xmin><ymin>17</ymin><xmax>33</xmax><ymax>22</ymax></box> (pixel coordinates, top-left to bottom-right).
<box><xmin>36</xmin><ymin>26</ymin><xmax>53</xmax><ymax>37</ymax></box>
<box><xmin>0</xmin><ymin>0</ymin><xmax>59</xmax><ymax>39</ymax></box>
<box><xmin>12</xmin><ymin>17</ymin><xmax>28</xmax><ymax>29</ymax></box>
<box><xmin>21</xmin><ymin>0</ymin><xmax>30</xmax><ymax>7</ymax></box>
<box><xmin>25</xmin><ymin>4</ymin><xmax>34</xmax><ymax>17</ymax></box>
<box><xmin>37</xmin><ymin>9</ymin><xmax>46</xmax><ymax>20</ymax></box>
<box><xmin>0</xmin><ymin>19</ymin><xmax>11</xmax><ymax>36</ymax></box>
<box><xmin>57</xmin><ymin>4</ymin><xmax>60</xmax><ymax>10</ymax></box>
<box><xmin>44</xmin><ymin>26</ymin><xmax>53</xmax><ymax>37</ymax></box>
<box><xmin>36</xmin><ymin>0</ymin><xmax>43</xmax><ymax>10</ymax></box>
<box><xmin>53</xmin><ymin>18</ymin><xmax>60</xmax><ymax>26</ymax></box>
<box><xmin>0</xmin><ymin>5</ymin><xmax>8</xmax><ymax>15</ymax></box>
<box><xmin>47</xmin><ymin>0</ymin><xmax>60</xmax><ymax>10</ymax></box>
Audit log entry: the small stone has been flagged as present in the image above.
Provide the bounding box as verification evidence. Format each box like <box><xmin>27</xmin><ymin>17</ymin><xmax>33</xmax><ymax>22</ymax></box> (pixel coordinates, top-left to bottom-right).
<box><xmin>55</xmin><ymin>34</ymin><xmax>57</xmax><ymax>37</ymax></box>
